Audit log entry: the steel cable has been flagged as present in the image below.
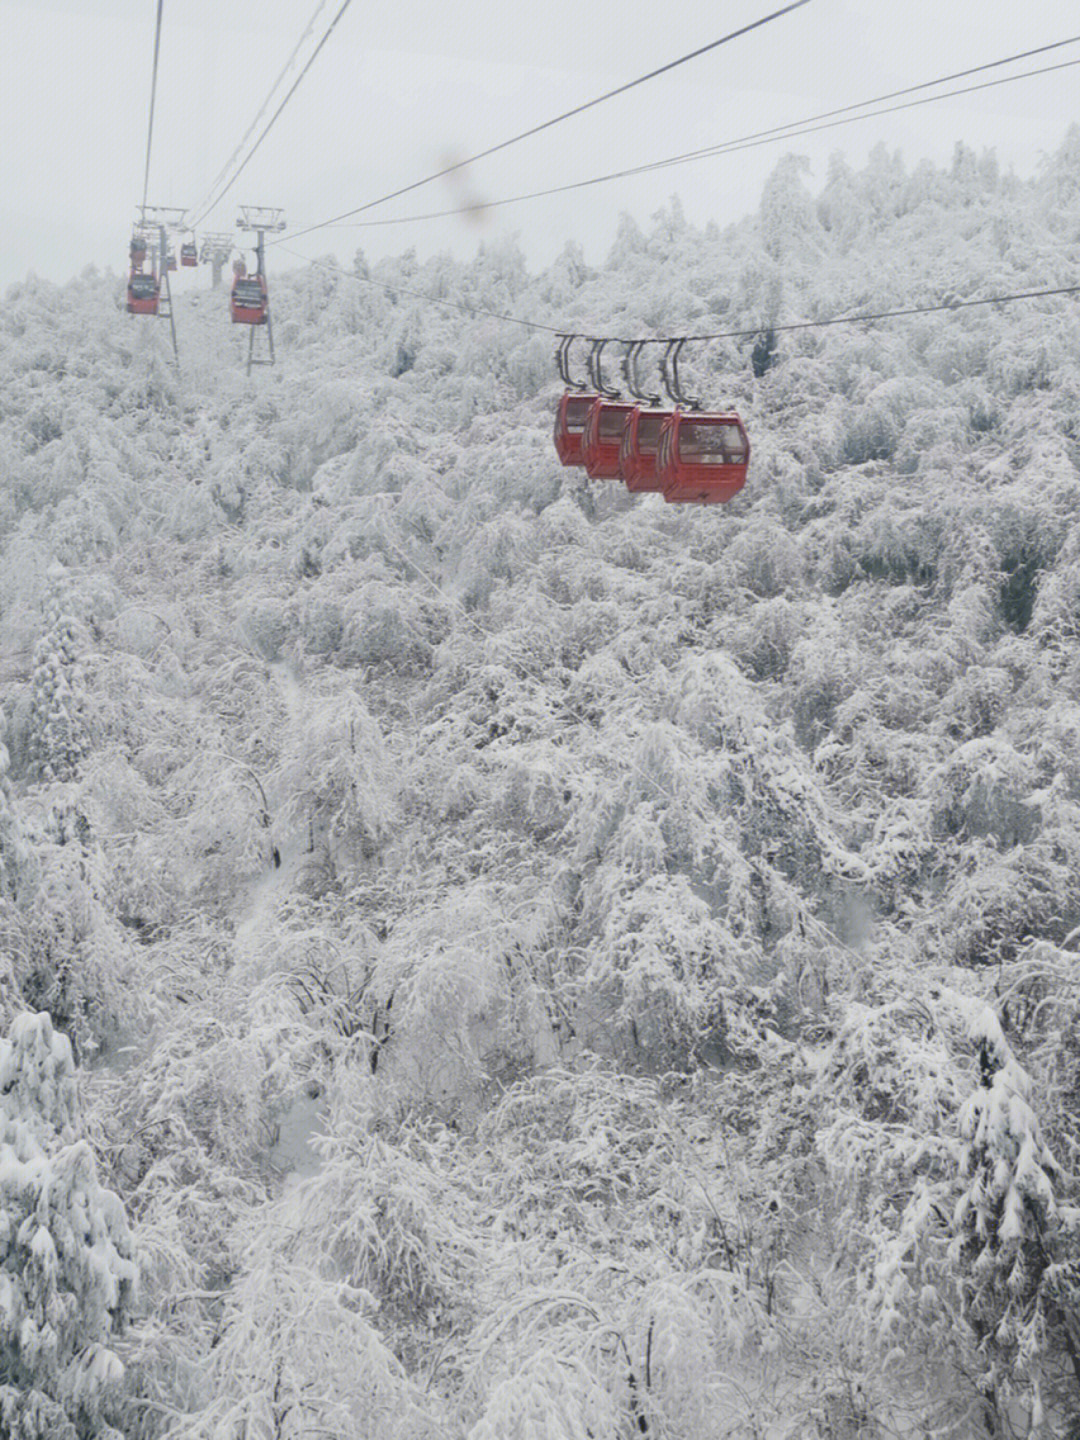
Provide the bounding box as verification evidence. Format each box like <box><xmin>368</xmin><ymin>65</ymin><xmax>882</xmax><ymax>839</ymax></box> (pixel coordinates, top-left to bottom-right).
<box><xmin>188</xmin><ymin>0</ymin><xmax>333</xmax><ymax>228</ymax></box>
<box><xmin>280</xmin><ymin>0</ymin><xmax>815</xmax><ymax>245</ymax></box>
<box><xmin>306</xmin><ymin>39</ymin><xmax>1080</xmax><ymax>231</ymax></box>
<box><xmin>140</xmin><ymin>0</ymin><xmax>166</xmax><ymax>218</ymax></box>
<box><xmin>191</xmin><ymin>0</ymin><xmax>353</xmax><ymax>230</ymax></box>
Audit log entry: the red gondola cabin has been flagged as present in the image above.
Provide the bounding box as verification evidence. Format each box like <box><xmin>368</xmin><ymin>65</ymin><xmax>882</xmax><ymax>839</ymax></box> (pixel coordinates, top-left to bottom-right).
<box><xmin>180</xmin><ymin>241</ymin><xmax>198</xmax><ymax>267</ymax></box>
<box><xmin>231</xmin><ymin>274</ymin><xmax>268</xmax><ymax>325</ymax></box>
<box><xmin>657</xmin><ymin>412</ymin><xmax>750</xmax><ymax>505</ymax></box>
<box><xmin>581</xmin><ymin>399</ymin><xmax>637</xmax><ymax>480</ymax></box>
<box><xmin>127</xmin><ymin>272</ymin><xmax>160</xmax><ymax>316</ymax></box>
<box><xmin>619</xmin><ymin>407</ymin><xmax>671</xmax><ymax>493</ymax></box>
<box><xmin>554</xmin><ymin>392</ymin><xmax>596</xmax><ymax>467</ymax></box>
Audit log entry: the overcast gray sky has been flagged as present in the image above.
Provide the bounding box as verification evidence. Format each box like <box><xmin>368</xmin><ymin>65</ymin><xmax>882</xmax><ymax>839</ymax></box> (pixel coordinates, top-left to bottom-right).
<box><xmin>2</xmin><ymin>0</ymin><xmax>1078</xmax><ymax>291</ymax></box>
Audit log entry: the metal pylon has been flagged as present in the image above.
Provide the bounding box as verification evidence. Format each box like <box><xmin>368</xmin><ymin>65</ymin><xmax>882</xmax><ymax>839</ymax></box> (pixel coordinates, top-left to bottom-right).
<box><xmin>140</xmin><ymin>209</ymin><xmax>183</xmax><ymax>372</ymax></box>
<box><xmin>244</xmin><ymin>224</ymin><xmax>276</xmax><ymax>377</ymax></box>
<box><xmin>247</xmin><ymin>310</ymin><xmax>275</xmax><ymax>375</ymax></box>
<box><xmin>237</xmin><ymin>208</ymin><xmax>284</xmax><ymax>376</ymax></box>
<box><xmin>158</xmin><ymin>224</ymin><xmax>180</xmax><ymax>372</ymax></box>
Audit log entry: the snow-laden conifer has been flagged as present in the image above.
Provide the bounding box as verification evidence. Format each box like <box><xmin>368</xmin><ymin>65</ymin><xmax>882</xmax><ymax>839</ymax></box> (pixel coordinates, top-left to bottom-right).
<box><xmin>28</xmin><ymin>609</ymin><xmax>89</xmax><ymax>784</ymax></box>
<box><xmin>0</xmin><ymin>709</ymin><xmax>31</xmax><ymax>908</ymax></box>
<box><xmin>0</xmin><ymin>1013</ymin><xmax>136</xmax><ymax>1438</ymax></box>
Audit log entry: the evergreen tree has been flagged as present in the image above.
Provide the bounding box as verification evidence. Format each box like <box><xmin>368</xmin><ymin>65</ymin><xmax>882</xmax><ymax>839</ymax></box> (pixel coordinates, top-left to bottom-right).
<box><xmin>0</xmin><ymin>1013</ymin><xmax>137</xmax><ymax>1438</ymax></box>
<box><xmin>28</xmin><ymin>606</ymin><xmax>90</xmax><ymax>785</ymax></box>
<box><xmin>951</xmin><ymin>1005</ymin><xmax>1080</xmax><ymax>1432</ymax></box>
<box><xmin>0</xmin><ymin>709</ymin><xmax>31</xmax><ymax>906</ymax></box>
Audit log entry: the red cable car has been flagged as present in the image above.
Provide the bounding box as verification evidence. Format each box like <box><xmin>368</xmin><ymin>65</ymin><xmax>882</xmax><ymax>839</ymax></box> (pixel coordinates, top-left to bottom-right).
<box><xmin>554</xmin><ymin>391</ymin><xmax>597</xmax><ymax>467</ymax></box>
<box><xmin>127</xmin><ymin>271</ymin><xmax>161</xmax><ymax>316</ymax></box>
<box><xmin>553</xmin><ymin>336</ymin><xmax>595</xmax><ymax>466</ymax></box>
<box><xmin>180</xmin><ymin>241</ymin><xmax>198</xmax><ymax>267</ymax></box>
<box><xmin>619</xmin><ymin>407</ymin><xmax>671</xmax><ymax>492</ymax></box>
<box><xmin>581</xmin><ymin>399</ymin><xmax>637</xmax><ymax>480</ymax></box>
<box><xmin>657</xmin><ymin>412</ymin><xmax>750</xmax><ymax>505</ymax></box>
<box><xmin>553</xmin><ymin>391</ymin><xmax>596</xmax><ymax>466</ymax></box>
<box><xmin>231</xmin><ymin>274</ymin><xmax>268</xmax><ymax>325</ymax></box>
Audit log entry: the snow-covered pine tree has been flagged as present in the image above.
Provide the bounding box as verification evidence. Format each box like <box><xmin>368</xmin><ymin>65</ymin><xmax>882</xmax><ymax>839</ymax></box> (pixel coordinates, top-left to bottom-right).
<box><xmin>856</xmin><ymin>997</ymin><xmax>1080</xmax><ymax>1435</ymax></box>
<box><xmin>951</xmin><ymin>1004</ymin><xmax>1080</xmax><ymax>1432</ymax></box>
<box><xmin>27</xmin><ymin>592</ymin><xmax>90</xmax><ymax>785</ymax></box>
<box><xmin>0</xmin><ymin>708</ymin><xmax>31</xmax><ymax>906</ymax></box>
<box><xmin>0</xmin><ymin>1012</ymin><xmax>137</xmax><ymax>1438</ymax></box>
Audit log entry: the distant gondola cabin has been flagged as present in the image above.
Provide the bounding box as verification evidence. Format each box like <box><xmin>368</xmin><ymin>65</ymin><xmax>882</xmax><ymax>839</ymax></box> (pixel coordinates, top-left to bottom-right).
<box><xmin>231</xmin><ymin>275</ymin><xmax>268</xmax><ymax>325</ymax></box>
<box><xmin>127</xmin><ymin>273</ymin><xmax>160</xmax><ymax>316</ymax></box>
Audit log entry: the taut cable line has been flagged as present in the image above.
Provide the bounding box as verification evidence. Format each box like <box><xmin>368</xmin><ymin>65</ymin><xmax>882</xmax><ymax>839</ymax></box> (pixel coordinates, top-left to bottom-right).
<box><xmin>309</xmin><ymin>40</ymin><xmax>1080</xmax><ymax>230</ymax></box>
<box><xmin>277</xmin><ymin>0</ymin><xmax>815</xmax><ymax>245</ymax></box>
<box><xmin>140</xmin><ymin>0</ymin><xmax>166</xmax><ymax>219</ymax></box>
<box><xmin>191</xmin><ymin>0</ymin><xmax>353</xmax><ymax>229</ymax></box>
<box><xmin>188</xmin><ymin>0</ymin><xmax>333</xmax><ymax>228</ymax></box>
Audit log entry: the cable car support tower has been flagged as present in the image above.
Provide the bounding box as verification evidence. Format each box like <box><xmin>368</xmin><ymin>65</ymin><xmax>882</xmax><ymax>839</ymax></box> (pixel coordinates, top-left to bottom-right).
<box><xmin>200</xmin><ymin>232</ymin><xmax>235</xmax><ymax>289</ymax></box>
<box><xmin>139</xmin><ymin>205</ymin><xmax>184</xmax><ymax>370</ymax></box>
<box><xmin>237</xmin><ymin>206</ymin><xmax>284</xmax><ymax>375</ymax></box>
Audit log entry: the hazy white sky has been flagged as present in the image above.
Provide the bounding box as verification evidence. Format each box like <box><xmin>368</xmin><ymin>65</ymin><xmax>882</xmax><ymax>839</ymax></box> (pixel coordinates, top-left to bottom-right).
<box><xmin>1</xmin><ymin>0</ymin><xmax>1078</xmax><ymax>291</ymax></box>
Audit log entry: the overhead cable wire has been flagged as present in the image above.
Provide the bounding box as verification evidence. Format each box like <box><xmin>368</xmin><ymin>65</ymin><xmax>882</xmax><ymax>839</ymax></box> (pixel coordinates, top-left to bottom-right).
<box><xmin>140</xmin><ymin>0</ymin><xmax>166</xmax><ymax>218</ymax></box>
<box><xmin>314</xmin><ymin>39</ymin><xmax>1080</xmax><ymax>229</ymax></box>
<box><xmin>277</xmin><ymin>248</ymin><xmax>1080</xmax><ymax>344</ymax></box>
<box><xmin>188</xmin><ymin>0</ymin><xmax>333</xmax><ymax>228</ymax></box>
<box><xmin>278</xmin><ymin>0</ymin><xmax>815</xmax><ymax>245</ymax></box>
<box><xmin>190</xmin><ymin>0</ymin><xmax>353</xmax><ymax>230</ymax></box>
<box><xmin>669</xmin><ymin>283</ymin><xmax>1080</xmax><ymax>346</ymax></box>
<box><xmin>641</xmin><ymin>55</ymin><xmax>1080</xmax><ymax>187</ymax></box>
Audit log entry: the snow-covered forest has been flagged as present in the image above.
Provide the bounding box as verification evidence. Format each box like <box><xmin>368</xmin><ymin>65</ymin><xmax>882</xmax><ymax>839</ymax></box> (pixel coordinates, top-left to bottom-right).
<box><xmin>3</xmin><ymin>131</ymin><xmax>1080</xmax><ymax>1438</ymax></box>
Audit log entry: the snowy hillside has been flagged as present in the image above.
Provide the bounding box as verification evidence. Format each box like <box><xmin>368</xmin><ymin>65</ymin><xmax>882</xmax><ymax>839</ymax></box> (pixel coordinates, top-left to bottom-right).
<box><xmin>2</xmin><ymin>134</ymin><xmax>1080</xmax><ymax>1438</ymax></box>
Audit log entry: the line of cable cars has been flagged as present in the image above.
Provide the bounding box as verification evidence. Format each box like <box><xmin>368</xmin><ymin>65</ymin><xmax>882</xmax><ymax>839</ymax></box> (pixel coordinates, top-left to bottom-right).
<box><xmin>554</xmin><ymin>337</ymin><xmax>750</xmax><ymax>505</ymax></box>
<box><xmin>125</xmin><ymin>230</ymin><xmax>269</xmax><ymax>327</ymax></box>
